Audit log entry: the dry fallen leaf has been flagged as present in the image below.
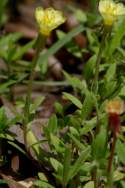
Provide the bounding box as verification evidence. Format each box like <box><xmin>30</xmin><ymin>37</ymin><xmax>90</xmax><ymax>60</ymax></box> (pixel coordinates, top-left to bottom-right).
<box><xmin>11</xmin><ymin>155</ymin><xmax>20</xmax><ymax>173</ymax></box>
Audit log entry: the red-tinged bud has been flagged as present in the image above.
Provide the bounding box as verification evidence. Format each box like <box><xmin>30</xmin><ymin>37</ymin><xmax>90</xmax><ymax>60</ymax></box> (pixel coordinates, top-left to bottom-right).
<box><xmin>108</xmin><ymin>113</ymin><xmax>121</xmax><ymax>134</ymax></box>
<box><xmin>105</xmin><ymin>99</ymin><xmax>124</xmax><ymax>134</ymax></box>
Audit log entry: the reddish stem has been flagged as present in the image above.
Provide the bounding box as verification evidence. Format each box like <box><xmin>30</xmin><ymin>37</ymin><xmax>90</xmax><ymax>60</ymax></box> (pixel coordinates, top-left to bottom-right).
<box><xmin>107</xmin><ymin>133</ymin><xmax>116</xmax><ymax>173</ymax></box>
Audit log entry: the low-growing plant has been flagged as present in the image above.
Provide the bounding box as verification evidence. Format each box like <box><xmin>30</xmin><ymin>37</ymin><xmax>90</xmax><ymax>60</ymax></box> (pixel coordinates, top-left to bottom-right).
<box><xmin>1</xmin><ymin>0</ymin><xmax>125</xmax><ymax>188</ymax></box>
<box><xmin>33</xmin><ymin>1</ymin><xmax>125</xmax><ymax>187</ymax></box>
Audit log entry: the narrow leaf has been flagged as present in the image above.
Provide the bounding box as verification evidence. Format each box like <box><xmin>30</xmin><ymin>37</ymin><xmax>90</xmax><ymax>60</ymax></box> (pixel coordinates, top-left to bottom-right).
<box><xmin>84</xmin><ymin>181</ymin><xmax>94</xmax><ymax>188</ymax></box>
<box><xmin>81</xmin><ymin>92</ymin><xmax>94</xmax><ymax>120</ymax></box>
<box><xmin>68</xmin><ymin>147</ymin><xmax>90</xmax><ymax>180</ymax></box>
<box><xmin>108</xmin><ymin>19</ymin><xmax>125</xmax><ymax>56</ymax></box>
<box><xmin>12</xmin><ymin>40</ymin><xmax>35</xmax><ymax>61</ymax></box>
<box><xmin>38</xmin><ymin>25</ymin><xmax>85</xmax><ymax>74</ymax></box>
<box><xmin>48</xmin><ymin>114</ymin><xmax>58</xmax><ymax>134</ymax></box>
<box><xmin>63</xmin><ymin>92</ymin><xmax>82</xmax><ymax>109</ymax></box>
<box><xmin>84</xmin><ymin>55</ymin><xmax>96</xmax><ymax>80</ymax></box>
<box><xmin>63</xmin><ymin>145</ymin><xmax>72</xmax><ymax>186</ymax></box>
<box><xmin>116</xmin><ymin>139</ymin><xmax>125</xmax><ymax>165</ymax></box>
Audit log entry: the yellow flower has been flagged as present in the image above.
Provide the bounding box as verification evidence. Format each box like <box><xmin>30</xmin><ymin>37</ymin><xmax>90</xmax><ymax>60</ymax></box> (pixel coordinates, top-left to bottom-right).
<box><xmin>99</xmin><ymin>0</ymin><xmax>125</xmax><ymax>25</ymax></box>
<box><xmin>105</xmin><ymin>99</ymin><xmax>124</xmax><ymax>115</ymax></box>
<box><xmin>35</xmin><ymin>7</ymin><xmax>66</xmax><ymax>36</ymax></box>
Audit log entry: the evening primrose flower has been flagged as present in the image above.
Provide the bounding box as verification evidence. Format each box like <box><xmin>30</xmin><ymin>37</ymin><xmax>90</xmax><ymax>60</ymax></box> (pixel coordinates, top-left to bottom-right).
<box><xmin>35</xmin><ymin>7</ymin><xmax>66</xmax><ymax>36</ymax></box>
<box><xmin>99</xmin><ymin>0</ymin><xmax>125</xmax><ymax>26</ymax></box>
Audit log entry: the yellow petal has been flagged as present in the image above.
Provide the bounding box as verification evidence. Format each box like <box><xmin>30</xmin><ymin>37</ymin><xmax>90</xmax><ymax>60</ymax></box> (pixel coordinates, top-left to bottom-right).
<box><xmin>35</xmin><ymin>7</ymin><xmax>66</xmax><ymax>36</ymax></box>
<box><xmin>115</xmin><ymin>3</ymin><xmax>125</xmax><ymax>15</ymax></box>
<box><xmin>99</xmin><ymin>0</ymin><xmax>125</xmax><ymax>26</ymax></box>
<box><xmin>35</xmin><ymin>7</ymin><xmax>44</xmax><ymax>25</ymax></box>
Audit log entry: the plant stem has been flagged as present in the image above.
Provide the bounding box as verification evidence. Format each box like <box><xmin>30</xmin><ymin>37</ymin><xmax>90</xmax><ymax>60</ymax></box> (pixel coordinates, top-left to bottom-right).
<box><xmin>92</xmin><ymin>27</ymin><xmax>108</xmax><ymax>94</ymax></box>
<box><xmin>62</xmin><ymin>184</ymin><xmax>66</xmax><ymax>188</ymax></box>
<box><xmin>23</xmin><ymin>34</ymin><xmax>46</xmax><ymax>150</ymax></box>
<box><xmin>91</xmin><ymin>166</ymin><xmax>98</xmax><ymax>188</ymax></box>
<box><xmin>90</xmin><ymin>28</ymin><xmax>109</xmax><ymax>188</ymax></box>
<box><xmin>107</xmin><ymin>134</ymin><xmax>116</xmax><ymax>172</ymax></box>
<box><xmin>6</xmin><ymin>61</ymin><xmax>14</xmax><ymax>101</ymax></box>
<box><xmin>107</xmin><ymin>133</ymin><xmax>117</xmax><ymax>188</ymax></box>
<box><xmin>95</xmin><ymin>110</ymin><xmax>100</xmax><ymax>136</ymax></box>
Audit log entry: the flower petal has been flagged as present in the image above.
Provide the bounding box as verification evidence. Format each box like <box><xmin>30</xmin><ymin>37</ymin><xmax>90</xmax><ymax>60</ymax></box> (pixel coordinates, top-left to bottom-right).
<box><xmin>99</xmin><ymin>0</ymin><xmax>125</xmax><ymax>25</ymax></box>
<box><xmin>35</xmin><ymin>7</ymin><xmax>66</xmax><ymax>36</ymax></box>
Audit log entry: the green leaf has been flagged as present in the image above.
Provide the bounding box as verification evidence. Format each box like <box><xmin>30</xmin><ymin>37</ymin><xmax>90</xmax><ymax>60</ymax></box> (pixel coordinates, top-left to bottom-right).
<box><xmin>26</xmin><ymin>129</ymin><xmax>41</xmax><ymax>156</ymax></box>
<box><xmin>69</xmin><ymin>115</ymin><xmax>81</xmax><ymax>128</ymax></box>
<box><xmin>68</xmin><ymin>147</ymin><xmax>90</xmax><ymax>180</ymax></box>
<box><xmin>0</xmin><ymin>80</ymin><xmax>16</xmax><ymax>92</ymax></box>
<box><xmin>69</xmin><ymin>127</ymin><xmax>79</xmax><ymax>137</ymax></box>
<box><xmin>64</xmin><ymin>71</ymin><xmax>84</xmax><ymax>90</ymax></box>
<box><xmin>81</xmin><ymin>92</ymin><xmax>94</xmax><ymax>120</ymax></box>
<box><xmin>12</xmin><ymin>39</ymin><xmax>35</xmax><ymax>61</ymax></box>
<box><xmin>54</xmin><ymin>102</ymin><xmax>64</xmax><ymax>115</ymax></box>
<box><xmin>104</xmin><ymin>80</ymin><xmax>117</xmax><ymax>97</ymax></box>
<box><xmin>50</xmin><ymin>134</ymin><xmax>64</xmax><ymax>153</ymax></box>
<box><xmin>57</xmin><ymin>30</ymin><xmax>82</xmax><ymax>58</ymax></box>
<box><xmin>0</xmin><ymin>133</ymin><xmax>14</xmax><ymax>140</ymax></box>
<box><xmin>30</xmin><ymin>96</ymin><xmax>45</xmax><ymax>114</ymax></box>
<box><xmin>84</xmin><ymin>55</ymin><xmax>96</xmax><ymax>80</ymax></box>
<box><xmin>120</xmin><ymin>180</ymin><xmax>125</xmax><ymax>188</ymax></box>
<box><xmin>80</xmin><ymin>118</ymin><xmax>96</xmax><ymax>136</ymax></box>
<box><xmin>113</xmin><ymin>170</ymin><xmax>125</xmax><ymax>182</ymax></box>
<box><xmin>0</xmin><ymin>179</ymin><xmax>8</xmax><ymax>185</ymax></box>
<box><xmin>86</xmin><ymin>28</ymin><xmax>99</xmax><ymax>47</ymax></box>
<box><xmin>7</xmin><ymin>46</ymin><xmax>17</xmax><ymax>62</ymax></box>
<box><xmin>50</xmin><ymin>158</ymin><xmax>63</xmax><ymax>172</ymax></box>
<box><xmin>7</xmin><ymin>141</ymin><xmax>26</xmax><ymax>155</ymax></box>
<box><xmin>75</xmin><ymin>9</ymin><xmax>87</xmax><ymax>23</ymax></box>
<box><xmin>48</xmin><ymin>114</ymin><xmax>58</xmax><ymax>134</ymax></box>
<box><xmin>0</xmin><ymin>32</ymin><xmax>22</xmax><ymax>61</ymax></box>
<box><xmin>108</xmin><ymin>19</ymin><xmax>125</xmax><ymax>56</ymax></box>
<box><xmin>0</xmin><ymin>0</ymin><xmax>8</xmax><ymax>26</ymax></box>
<box><xmin>35</xmin><ymin>180</ymin><xmax>54</xmax><ymax>188</ymax></box>
<box><xmin>118</xmin><ymin>47</ymin><xmax>125</xmax><ymax>58</ymax></box>
<box><xmin>116</xmin><ymin>139</ymin><xmax>125</xmax><ymax>165</ymax></box>
<box><xmin>92</xmin><ymin>127</ymin><xmax>107</xmax><ymax>160</ymax></box>
<box><xmin>38</xmin><ymin>172</ymin><xmax>48</xmax><ymax>182</ymax></box>
<box><xmin>68</xmin><ymin>133</ymin><xmax>85</xmax><ymax>150</ymax></box>
<box><xmin>84</xmin><ymin>181</ymin><xmax>94</xmax><ymax>188</ymax></box>
<box><xmin>38</xmin><ymin>25</ymin><xmax>85</xmax><ymax>74</ymax></box>
<box><xmin>63</xmin><ymin>145</ymin><xmax>72</xmax><ymax>186</ymax></box>
<box><xmin>63</xmin><ymin>92</ymin><xmax>82</xmax><ymax>109</ymax></box>
<box><xmin>105</xmin><ymin>63</ymin><xmax>116</xmax><ymax>82</ymax></box>
<box><xmin>0</xmin><ymin>107</ymin><xmax>8</xmax><ymax>132</ymax></box>
<box><xmin>0</xmin><ymin>33</ymin><xmax>22</xmax><ymax>49</ymax></box>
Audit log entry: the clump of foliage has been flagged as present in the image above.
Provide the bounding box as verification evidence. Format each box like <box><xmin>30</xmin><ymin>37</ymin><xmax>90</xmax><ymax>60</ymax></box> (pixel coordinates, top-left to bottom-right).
<box><xmin>1</xmin><ymin>0</ymin><xmax>125</xmax><ymax>188</ymax></box>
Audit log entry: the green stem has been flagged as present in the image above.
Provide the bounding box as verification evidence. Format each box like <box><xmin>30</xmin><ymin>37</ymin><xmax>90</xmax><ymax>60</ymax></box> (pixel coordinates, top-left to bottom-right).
<box><xmin>93</xmin><ymin>26</ymin><xmax>112</xmax><ymax>139</ymax></box>
<box><xmin>23</xmin><ymin>34</ymin><xmax>46</xmax><ymax>150</ymax></box>
<box><xmin>95</xmin><ymin>110</ymin><xmax>100</xmax><ymax>136</ymax></box>
<box><xmin>6</xmin><ymin>61</ymin><xmax>14</xmax><ymax>101</ymax></box>
<box><xmin>92</xmin><ymin>168</ymin><xmax>97</xmax><ymax>188</ymax></box>
<box><xmin>92</xmin><ymin>27</ymin><xmax>109</xmax><ymax>94</ymax></box>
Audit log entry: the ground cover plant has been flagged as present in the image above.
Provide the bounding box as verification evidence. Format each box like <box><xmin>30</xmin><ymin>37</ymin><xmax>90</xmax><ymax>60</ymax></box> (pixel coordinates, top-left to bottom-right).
<box><xmin>1</xmin><ymin>0</ymin><xmax>125</xmax><ymax>188</ymax></box>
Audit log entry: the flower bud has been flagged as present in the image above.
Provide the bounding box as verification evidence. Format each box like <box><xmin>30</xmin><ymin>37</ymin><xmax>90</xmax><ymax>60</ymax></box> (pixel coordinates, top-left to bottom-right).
<box><xmin>105</xmin><ymin>99</ymin><xmax>124</xmax><ymax>115</ymax></box>
<box><xmin>105</xmin><ymin>99</ymin><xmax>124</xmax><ymax>134</ymax></box>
